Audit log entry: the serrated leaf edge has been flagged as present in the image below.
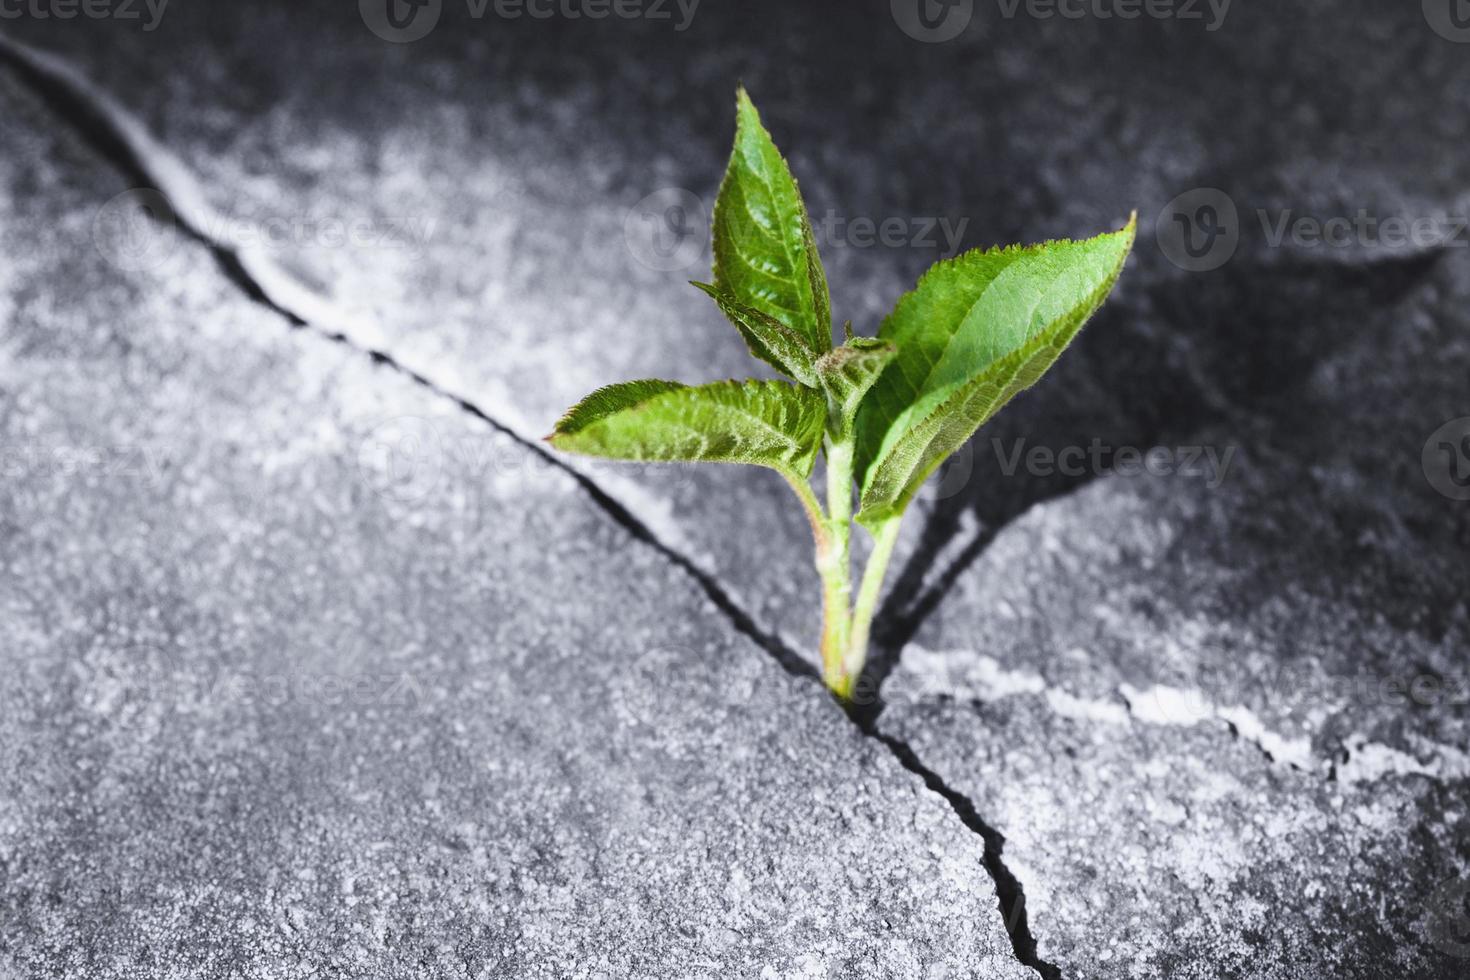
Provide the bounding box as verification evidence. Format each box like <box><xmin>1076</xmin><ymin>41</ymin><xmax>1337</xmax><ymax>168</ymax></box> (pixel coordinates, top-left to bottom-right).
<box><xmin>856</xmin><ymin>216</ymin><xmax>1136</xmax><ymax>523</ymax></box>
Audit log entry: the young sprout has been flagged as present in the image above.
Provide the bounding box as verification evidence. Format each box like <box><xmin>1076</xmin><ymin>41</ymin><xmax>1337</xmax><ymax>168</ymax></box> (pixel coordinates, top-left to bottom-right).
<box><xmin>550</xmin><ymin>88</ymin><xmax>1134</xmax><ymax>699</ymax></box>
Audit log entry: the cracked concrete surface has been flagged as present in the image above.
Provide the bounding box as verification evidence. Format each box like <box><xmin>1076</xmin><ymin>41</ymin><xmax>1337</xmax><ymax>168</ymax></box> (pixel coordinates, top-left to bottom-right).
<box><xmin>877</xmin><ymin>258</ymin><xmax>1470</xmax><ymax>974</ymax></box>
<box><xmin>3</xmin><ymin>0</ymin><xmax>1470</xmax><ymax>977</ymax></box>
<box><xmin>0</xmin><ymin>63</ymin><xmax>1031</xmax><ymax>980</ymax></box>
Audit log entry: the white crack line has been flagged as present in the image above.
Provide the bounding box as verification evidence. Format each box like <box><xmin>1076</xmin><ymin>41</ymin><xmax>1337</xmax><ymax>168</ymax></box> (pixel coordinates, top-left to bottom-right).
<box><xmin>894</xmin><ymin>646</ymin><xmax>1470</xmax><ymax>785</ymax></box>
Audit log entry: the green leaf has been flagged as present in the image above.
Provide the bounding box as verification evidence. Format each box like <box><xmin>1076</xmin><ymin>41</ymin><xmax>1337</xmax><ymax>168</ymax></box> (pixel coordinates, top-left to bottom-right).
<box><xmin>854</xmin><ymin>216</ymin><xmax>1136</xmax><ymax>525</ymax></box>
<box><xmin>691</xmin><ymin>281</ymin><xmax>819</xmax><ymax>386</ymax></box>
<box><xmin>816</xmin><ymin>337</ymin><xmax>898</xmax><ymax>439</ymax></box>
<box><xmin>549</xmin><ymin>378</ymin><xmax>826</xmax><ymax>479</ymax></box>
<box><xmin>712</xmin><ymin>87</ymin><xmax>832</xmax><ymax>359</ymax></box>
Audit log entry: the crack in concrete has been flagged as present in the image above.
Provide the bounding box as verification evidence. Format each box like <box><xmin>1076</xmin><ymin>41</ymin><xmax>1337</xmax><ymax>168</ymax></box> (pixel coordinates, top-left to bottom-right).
<box><xmin>0</xmin><ymin>30</ymin><xmax>818</xmax><ymax>679</ymax></box>
<box><xmin>0</xmin><ymin>33</ymin><xmax>1058</xmax><ymax>978</ymax></box>
<box><xmin>865</xmin><ymin>724</ymin><xmax>1061</xmax><ymax>980</ymax></box>
<box><xmin>24</xmin><ymin>31</ymin><xmax>1453</xmax><ymax>974</ymax></box>
<box><xmin>892</xmin><ymin>646</ymin><xmax>1470</xmax><ymax>785</ymax></box>
<box><xmin>0</xmin><ymin>29</ymin><xmax>815</xmax><ymax>677</ymax></box>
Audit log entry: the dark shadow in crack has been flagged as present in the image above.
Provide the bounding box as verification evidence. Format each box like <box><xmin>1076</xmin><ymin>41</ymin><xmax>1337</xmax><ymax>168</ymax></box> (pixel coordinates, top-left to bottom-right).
<box><xmin>0</xmin><ymin>32</ymin><xmax>828</xmax><ymax>689</ymax></box>
<box><xmin>8</xmin><ymin>32</ymin><xmax>1457</xmax><ymax>980</ymax></box>
<box><xmin>854</xmin><ymin>718</ymin><xmax>1064</xmax><ymax>980</ymax></box>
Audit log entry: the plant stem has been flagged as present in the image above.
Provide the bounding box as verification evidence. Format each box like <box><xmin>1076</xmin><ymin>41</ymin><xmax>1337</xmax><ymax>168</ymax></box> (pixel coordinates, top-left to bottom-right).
<box><xmin>817</xmin><ymin>441</ymin><xmax>854</xmax><ymax>693</ymax></box>
<box><xmin>787</xmin><ymin>451</ymin><xmax>902</xmax><ymax>701</ymax></box>
<box><xmin>782</xmin><ymin>471</ymin><xmax>827</xmax><ymax>545</ymax></box>
<box><xmin>834</xmin><ymin>514</ymin><xmax>903</xmax><ymax>699</ymax></box>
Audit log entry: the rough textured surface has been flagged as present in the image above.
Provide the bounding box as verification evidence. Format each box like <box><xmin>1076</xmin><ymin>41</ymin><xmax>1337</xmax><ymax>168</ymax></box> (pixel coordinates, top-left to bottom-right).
<box><xmin>8</xmin><ymin>0</ymin><xmax>1466</xmax><ymax>667</ymax></box>
<box><xmin>0</xmin><ymin>74</ymin><xmax>1031</xmax><ymax>979</ymax></box>
<box><xmin>3</xmin><ymin>1</ymin><xmax>1470</xmax><ymax>977</ymax></box>
<box><xmin>876</xmin><ymin>183</ymin><xmax>1470</xmax><ymax>975</ymax></box>
<box><xmin>880</xmin><ymin>693</ymin><xmax>1470</xmax><ymax>979</ymax></box>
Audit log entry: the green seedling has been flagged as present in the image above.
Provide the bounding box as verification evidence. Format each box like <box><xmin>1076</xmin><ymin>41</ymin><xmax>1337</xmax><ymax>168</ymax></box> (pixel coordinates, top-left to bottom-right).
<box><xmin>550</xmin><ymin>88</ymin><xmax>1134</xmax><ymax>699</ymax></box>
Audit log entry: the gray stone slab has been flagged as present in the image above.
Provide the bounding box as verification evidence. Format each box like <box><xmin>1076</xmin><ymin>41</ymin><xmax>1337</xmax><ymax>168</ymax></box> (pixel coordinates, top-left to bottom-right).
<box><xmin>890</xmin><ymin>237</ymin><xmax>1470</xmax><ymax>753</ymax></box>
<box><xmin>5</xmin><ymin>3</ymin><xmax>1470</xmax><ymax>974</ymax></box>
<box><xmin>879</xmin><ymin>692</ymin><xmax>1470</xmax><ymax>980</ymax></box>
<box><xmin>0</xmin><ymin>74</ymin><xmax>1032</xmax><ymax>980</ymax></box>
<box><xmin>14</xmin><ymin>0</ymin><xmax>1467</xmax><ymax>666</ymax></box>
<box><xmin>874</xmin><ymin>254</ymin><xmax>1470</xmax><ymax>973</ymax></box>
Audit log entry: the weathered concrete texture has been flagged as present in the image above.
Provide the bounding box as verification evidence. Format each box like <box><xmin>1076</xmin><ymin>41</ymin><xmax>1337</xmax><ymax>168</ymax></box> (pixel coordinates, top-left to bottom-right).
<box><xmin>876</xmin><ymin>250</ymin><xmax>1470</xmax><ymax>974</ymax></box>
<box><xmin>4</xmin><ymin>1</ymin><xmax>1470</xmax><ymax>976</ymax></box>
<box><xmin>0</xmin><ymin>76</ymin><xmax>1034</xmax><ymax>980</ymax></box>
<box><xmin>879</xmin><ymin>692</ymin><xmax>1470</xmax><ymax>980</ymax></box>
<box><xmin>890</xmin><ymin>237</ymin><xmax>1470</xmax><ymax>748</ymax></box>
<box><xmin>15</xmin><ymin>0</ymin><xmax>1468</xmax><ymax>664</ymax></box>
